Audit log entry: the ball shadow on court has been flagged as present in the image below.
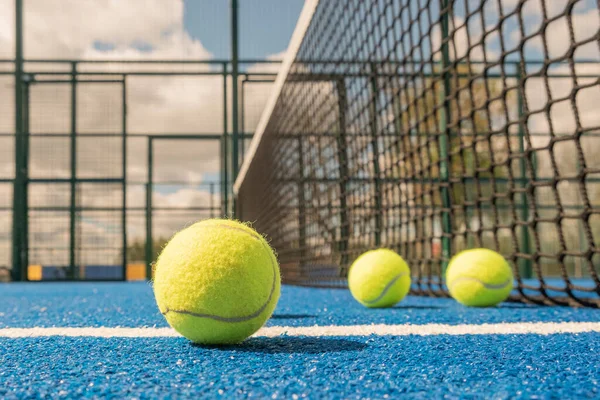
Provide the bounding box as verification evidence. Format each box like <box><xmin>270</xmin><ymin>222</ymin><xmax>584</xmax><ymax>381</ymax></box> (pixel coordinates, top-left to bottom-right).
<box><xmin>270</xmin><ymin>314</ymin><xmax>317</xmax><ymax>320</ymax></box>
<box><xmin>193</xmin><ymin>337</ymin><xmax>367</xmax><ymax>354</ymax></box>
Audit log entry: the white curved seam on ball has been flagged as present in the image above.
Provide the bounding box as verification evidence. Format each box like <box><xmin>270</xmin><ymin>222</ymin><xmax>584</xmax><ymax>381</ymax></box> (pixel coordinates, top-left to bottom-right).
<box><xmin>447</xmin><ymin>276</ymin><xmax>512</xmax><ymax>291</ymax></box>
<box><xmin>363</xmin><ymin>272</ymin><xmax>408</xmax><ymax>305</ymax></box>
<box><xmin>160</xmin><ymin>223</ymin><xmax>277</xmax><ymax>323</ymax></box>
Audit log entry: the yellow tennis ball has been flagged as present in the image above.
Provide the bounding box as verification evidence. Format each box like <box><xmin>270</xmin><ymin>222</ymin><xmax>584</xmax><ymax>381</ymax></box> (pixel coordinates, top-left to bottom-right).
<box><xmin>446</xmin><ymin>248</ymin><xmax>513</xmax><ymax>307</ymax></box>
<box><xmin>348</xmin><ymin>249</ymin><xmax>411</xmax><ymax>308</ymax></box>
<box><xmin>153</xmin><ymin>219</ymin><xmax>281</xmax><ymax>345</ymax></box>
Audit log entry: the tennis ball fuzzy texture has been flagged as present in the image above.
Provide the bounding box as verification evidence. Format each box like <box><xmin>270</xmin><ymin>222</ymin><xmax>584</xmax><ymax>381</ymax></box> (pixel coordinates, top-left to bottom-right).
<box><xmin>153</xmin><ymin>219</ymin><xmax>281</xmax><ymax>345</ymax></box>
<box><xmin>446</xmin><ymin>248</ymin><xmax>513</xmax><ymax>307</ymax></box>
<box><xmin>348</xmin><ymin>249</ymin><xmax>411</xmax><ymax>308</ymax></box>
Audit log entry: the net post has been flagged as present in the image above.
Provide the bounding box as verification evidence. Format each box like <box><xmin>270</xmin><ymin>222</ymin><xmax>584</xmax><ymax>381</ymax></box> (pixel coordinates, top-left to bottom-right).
<box><xmin>240</xmin><ymin>76</ymin><xmax>246</xmax><ymax>163</ymax></box>
<box><xmin>11</xmin><ymin>0</ymin><xmax>25</xmax><ymax>281</ymax></box>
<box><xmin>121</xmin><ymin>76</ymin><xmax>128</xmax><ymax>282</ymax></box>
<box><xmin>335</xmin><ymin>78</ymin><xmax>350</xmax><ymax>270</ymax></box>
<box><xmin>369</xmin><ymin>63</ymin><xmax>383</xmax><ymax>247</ymax></box>
<box><xmin>297</xmin><ymin>136</ymin><xmax>306</xmax><ymax>277</ymax></box>
<box><xmin>439</xmin><ymin>0</ymin><xmax>453</xmax><ymax>272</ymax></box>
<box><xmin>210</xmin><ymin>183</ymin><xmax>215</xmax><ymax>218</ymax></box>
<box><xmin>516</xmin><ymin>62</ymin><xmax>533</xmax><ymax>279</ymax></box>
<box><xmin>145</xmin><ymin>138</ymin><xmax>153</xmax><ymax>280</ymax></box>
<box><xmin>222</xmin><ymin>62</ymin><xmax>229</xmax><ymax>217</ymax></box>
<box><xmin>230</xmin><ymin>0</ymin><xmax>240</xmax><ymax>217</ymax></box>
<box><xmin>21</xmin><ymin>76</ymin><xmax>30</xmax><ymax>281</ymax></box>
<box><xmin>69</xmin><ymin>62</ymin><xmax>78</xmax><ymax>280</ymax></box>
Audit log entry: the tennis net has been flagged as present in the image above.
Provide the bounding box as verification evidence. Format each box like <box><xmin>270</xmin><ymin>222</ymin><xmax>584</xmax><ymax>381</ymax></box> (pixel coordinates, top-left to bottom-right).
<box><xmin>235</xmin><ymin>0</ymin><xmax>600</xmax><ymax>307</ymax></box>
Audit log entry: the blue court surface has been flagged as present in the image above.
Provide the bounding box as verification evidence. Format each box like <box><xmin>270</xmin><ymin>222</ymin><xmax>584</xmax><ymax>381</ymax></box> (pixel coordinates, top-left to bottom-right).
<box><xmin>1</xmin><ymin>283</ymin><xmax>599</xmax><ymax>399</ymax></box>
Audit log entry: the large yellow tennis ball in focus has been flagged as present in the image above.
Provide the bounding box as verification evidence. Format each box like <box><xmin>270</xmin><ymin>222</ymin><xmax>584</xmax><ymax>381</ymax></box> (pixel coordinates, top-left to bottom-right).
<box><xmin>153</xmin><ymin>219</ymin><xmax>281</xmax><ymax>345</ymax></box>
<box><xmin>348</xmin><ymin>249</ymin><xmax>411</xmax><ymax>308</ymax></box>
<box><xmin>446</xmin><ymin>248</ymin><xmax>513</xmax><ymax>307</ymax></box>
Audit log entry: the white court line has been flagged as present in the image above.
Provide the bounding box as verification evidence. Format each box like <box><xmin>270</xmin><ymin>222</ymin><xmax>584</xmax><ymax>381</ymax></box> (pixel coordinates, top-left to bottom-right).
<box><xmin>1</xmin><ymin>322</ymin><xmax>600</xmax><ymax>338</ymax></box>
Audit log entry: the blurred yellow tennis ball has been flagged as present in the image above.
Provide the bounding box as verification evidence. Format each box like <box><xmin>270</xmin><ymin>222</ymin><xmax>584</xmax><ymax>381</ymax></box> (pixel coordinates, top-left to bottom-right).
<box><xmin>348</xmin><ymin>249</ymin><xmax>411</xmax><ymax>308</ymax></box>
<box><xmin>153</xmin><ymin>219</ymin><xmax>281</xmax><ymax>345</ymax></box>
<box><xmin>446</xmin><ymin>248</ymin><xmax>513</xmax><ymax>307</ymax></box>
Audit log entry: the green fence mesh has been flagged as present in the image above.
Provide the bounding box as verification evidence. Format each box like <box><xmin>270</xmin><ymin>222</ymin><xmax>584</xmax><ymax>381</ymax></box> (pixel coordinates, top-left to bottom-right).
<box><xmin>4</xmin><ymin>60</ymin><xmax>276</xmax><ymax>281</ymax></box>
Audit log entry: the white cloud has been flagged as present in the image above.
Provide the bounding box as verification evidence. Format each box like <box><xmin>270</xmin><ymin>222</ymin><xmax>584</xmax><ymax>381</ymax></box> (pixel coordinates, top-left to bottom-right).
<box><xmin>0</xmin><ymin>0</ymin><xmax>14</xmax><ymax>57</ymax></box>
<box><xmin>247</xmin><ymin>50</ymin><xmax>287</xmax><ymax>74</ymax></box>
<box><xmin>3</xmin><ymin>0</ymin><xmax>194</xmax><ymax>59</ymax></box>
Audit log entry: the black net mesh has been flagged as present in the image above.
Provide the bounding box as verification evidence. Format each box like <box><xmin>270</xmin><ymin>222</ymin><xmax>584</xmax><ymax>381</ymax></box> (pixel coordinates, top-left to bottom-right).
<box><xmin>236</xmin><ymin>0</ymin><xmax>600</xmax><ymax>306</ymax></box>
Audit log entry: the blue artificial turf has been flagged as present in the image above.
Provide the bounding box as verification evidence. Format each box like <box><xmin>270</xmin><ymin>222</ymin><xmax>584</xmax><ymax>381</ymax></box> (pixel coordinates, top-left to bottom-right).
<box><xmin>1</xmin><ymin>283</ymin><xmax>600</xmax><ymax>399</ymax></box>
<box><xmin>0</xmin><ymin>282</ymin><xmax>599</xmax><ymax>329</ymax></box>
<box><xmin>1</xmin><ymin>334</ymin><xmax>599</xmax><ymax>399</ymax></box>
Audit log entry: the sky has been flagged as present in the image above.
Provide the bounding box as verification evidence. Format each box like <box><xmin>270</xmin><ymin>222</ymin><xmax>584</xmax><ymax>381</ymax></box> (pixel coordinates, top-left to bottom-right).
<box><xmin>90</xmin><ymin>0</ymin><xmax>305</xmax><ymax>60</ymax></box>
<box><xmin>183</xmin><ymin>0</ymin><xmax>304</xmax><ymax>60</ymax></box>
